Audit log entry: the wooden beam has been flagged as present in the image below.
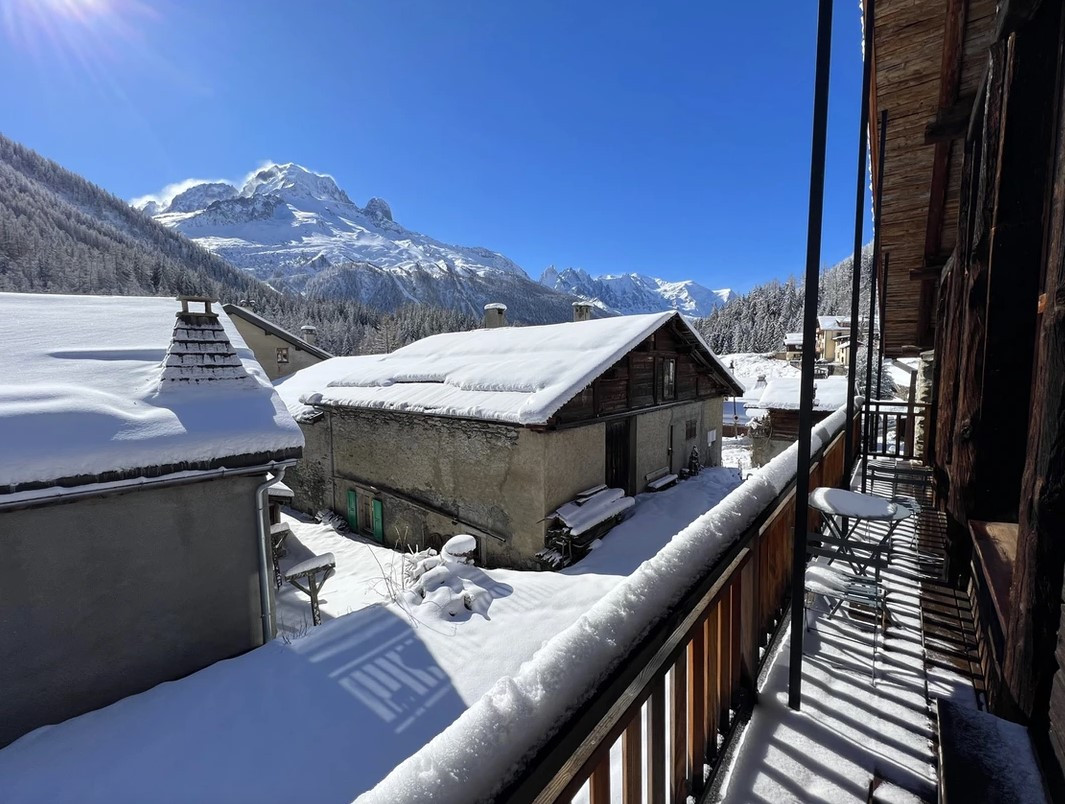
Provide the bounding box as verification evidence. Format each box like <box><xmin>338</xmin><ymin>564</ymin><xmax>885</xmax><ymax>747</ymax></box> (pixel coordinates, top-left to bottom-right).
<box><xmin>924</xmin><ymin>0</ymin><xmax>968</xmax><ymax>263</ymax></box>
<box><xmin>918</xmin><ymin>0</ymin><xmax>968</xmax><ymax>350</ymax></box>
<box><xmin>996</xmin><ymin>0</ymin><xmax>1044</xmax><ymax>40</ymax></box>
<box><xmin>909</xmin><ymin>264</ymin><xmax>947</xmax><ymax>281</ymax></box>
<box><xmin>925</xmin><ymin>94</ymin><xmax>979</xmax><ymax>144</ymax></box>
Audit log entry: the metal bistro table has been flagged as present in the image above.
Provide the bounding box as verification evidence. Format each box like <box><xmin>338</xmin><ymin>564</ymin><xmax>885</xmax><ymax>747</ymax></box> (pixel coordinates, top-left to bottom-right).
<box><xmin>808</xmin><ymin>487</ymin><xmax>914</xmax><ymax>577</ymax></box>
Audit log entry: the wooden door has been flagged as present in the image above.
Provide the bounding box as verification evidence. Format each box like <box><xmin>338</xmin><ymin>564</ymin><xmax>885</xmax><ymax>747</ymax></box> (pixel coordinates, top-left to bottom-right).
<box><xmin>606</xmin><ymin>418</ymin><xmax>632</xmax><ymax>494</ymax></box>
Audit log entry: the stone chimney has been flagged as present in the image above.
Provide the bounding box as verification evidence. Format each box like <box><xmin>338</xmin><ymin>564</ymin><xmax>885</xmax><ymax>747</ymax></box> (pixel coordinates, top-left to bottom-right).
<box><xmin>572</xmin><ymin>301</ymin><xmax>593</xmax><ymax>322</ymax></box>
<box><xmin>300</xmin><ymin>324</ymin><xmax>317</xmax><ymax>346</ymax></box>
<box><xmin>484</xmin><ymin>302</ymin><xmax>507</xmax><ymax>329</ymax></box>
<box><xmin>161</xmin><ymin>296</ymin><xmax>252</xmax><ymax>384</ymax></box>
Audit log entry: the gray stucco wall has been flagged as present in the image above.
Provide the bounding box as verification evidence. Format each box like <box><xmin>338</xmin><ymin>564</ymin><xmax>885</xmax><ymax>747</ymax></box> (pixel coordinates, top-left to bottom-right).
<box><xmin>632</xmin><ymin>398</ymin><xmax>723</xmax><ymax>489</ymax></box>
<box><xmin>230</xmin><ymin>317</ymin><xmax>324</xmax><ymax>381</ymax></box>
<box><xmin>542</xmin><ymin>422</ymin><xmax>606</xmax><ymax>515</ymax></box>
<box><xmin>0</xmin><ymin>474</ymin><xmax>265</xmax><ymax>748</ymax></box>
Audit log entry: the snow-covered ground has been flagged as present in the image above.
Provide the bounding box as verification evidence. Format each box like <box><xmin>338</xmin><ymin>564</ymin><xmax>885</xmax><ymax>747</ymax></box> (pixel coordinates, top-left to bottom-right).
<box><xmin>885</xmin><ymin>358</ymin><xmax>919</xmax><ymax>401</ymax></box>
<box><xmin>721</xmin><ymin>434</ymin><xmax>754</xmax><ymax>475</ymax></box>
<box><xmin>720</xmin><ymin>352</ymin><xmax>801</xmax><ymax>382</ymax></box>
<box><xmin>0</xmin><ymin>468</ymin><xmax>740</xmax><ymax>803</ymax></box>
<box><xmin>719</xmin><ymin>352</ymin><xmax>799</xmax><ymax>428</ymax></box>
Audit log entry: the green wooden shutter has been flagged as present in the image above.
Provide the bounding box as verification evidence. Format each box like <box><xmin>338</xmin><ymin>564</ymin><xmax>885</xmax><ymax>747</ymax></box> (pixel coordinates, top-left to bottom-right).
<box><xmin>346</xmin><ymin>489</ymin><xmax>358</xmax><ymax>531</ymax></box>
<box><xmin>371</xmin><ymin>498</ymin><xmax>384</xmax><ymax>542</ymax></box>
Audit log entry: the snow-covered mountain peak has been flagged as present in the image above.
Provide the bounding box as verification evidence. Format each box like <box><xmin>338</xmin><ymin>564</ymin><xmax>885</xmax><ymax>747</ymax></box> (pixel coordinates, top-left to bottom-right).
<box><xmin>240</xmin><ymin>163</ymin><xmax>352</xmax><ymax>206</ymax></box>
<box><xmin>364</xmin><ymin>197</ymin><xmax>393</xmax><ymax>223</ymax></box>
<box><xmin>540</xmin><ymin>266</ymin><xmax>731</xmax><ymax>318</ymax></box>
<box><xmin>131</xmin><ymin>159</ymin><xmax>731</xmax><ymax>323</ymax></box>
<box><xmin>167</xmin><ymin>181</ymin><xmax>238</xmax><ymax>213</ymax></box>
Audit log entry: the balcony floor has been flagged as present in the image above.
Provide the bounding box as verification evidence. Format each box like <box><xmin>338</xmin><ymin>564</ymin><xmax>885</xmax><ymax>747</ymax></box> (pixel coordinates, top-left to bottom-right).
<box><xmin>715</xmin><ymin>459</ymin><xmax>982</xmax><ymax>803</ymax></box>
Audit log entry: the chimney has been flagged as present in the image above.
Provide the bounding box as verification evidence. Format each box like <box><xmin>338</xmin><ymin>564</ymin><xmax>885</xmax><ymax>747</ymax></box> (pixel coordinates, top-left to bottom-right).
<box><xmin>300</xmin><ymin>324</ymin><xmax>317</xmax><ymax>346</ymax></box>
<box><xmin>572</xmin><ymin>301</ymin><xmax>593</xmax><ymax>322</ymax></box>
<box><xmin>161</xmin><ymin>296</ymin><xmax>252</xmax><ymax>385</ymax></box>
<box><xmin>484</xmin><ymin>302</ymin><xmax>507</xmax><ymax>329</ymax></box>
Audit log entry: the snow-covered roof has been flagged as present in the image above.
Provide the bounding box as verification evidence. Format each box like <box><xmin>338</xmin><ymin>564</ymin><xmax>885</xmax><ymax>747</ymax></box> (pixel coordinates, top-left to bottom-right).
<box><xmin>783</xmin><ymin>333</ymin><xmax>804</xmax><ymax>347</ymax></box>
<box><xmin>749</xmin><ymin>376</ymin><xmax>850</xmax><ymax>412</ymax></box>
<box><xmin>284</xmin><ymin>312</ymin><xmax>742</xmax><ymax>426</ymax></box>
<box><xmin>0</xmin><ymin>293</ymin><xmax>303</xmax><ymax>493</ymax></box>
<box><xmin>816</xmin><ymin>315</ymin><xmax>850</xmax><ymax>331</ymax></box>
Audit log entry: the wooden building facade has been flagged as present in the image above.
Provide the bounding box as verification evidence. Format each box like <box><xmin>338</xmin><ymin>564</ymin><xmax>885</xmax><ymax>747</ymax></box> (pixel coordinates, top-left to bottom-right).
<box><xmin>871</xmin><ymin>0</ymin><xmax>1065</xmax><ymax>795</ymax></box>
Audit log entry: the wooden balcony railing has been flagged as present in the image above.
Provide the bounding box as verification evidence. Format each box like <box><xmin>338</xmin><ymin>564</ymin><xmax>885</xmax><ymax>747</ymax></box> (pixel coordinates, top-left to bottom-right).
<box><xmin>501</xmin><ymin>419</ymin><xmax>852</xmax><ymax>804</ymax></box>
<box><xmin>864</xmin><ymin>399</ymin><xmax>931</xmax><ymax>461</ymax></box>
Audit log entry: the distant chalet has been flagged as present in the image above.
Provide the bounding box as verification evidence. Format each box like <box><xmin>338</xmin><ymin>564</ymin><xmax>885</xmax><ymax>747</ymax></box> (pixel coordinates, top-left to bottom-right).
<box><xmin>0</xmin><ymin>293</ymin><xmax>303</xmax><ymax>749</ymax></box>
<box><xmin>222</xmin><ymin>303</ymin><xmax>331</xmax><ymax>382</ymax></box>
<box><xmin>745</xmin><ymin>376</ymin><xmax>849</xmax><ymax>466</ymax></box>
<box><xmin>277</xmin><ymin>307</ymin><xmax>742</xmax><ymax>568</ymax></box>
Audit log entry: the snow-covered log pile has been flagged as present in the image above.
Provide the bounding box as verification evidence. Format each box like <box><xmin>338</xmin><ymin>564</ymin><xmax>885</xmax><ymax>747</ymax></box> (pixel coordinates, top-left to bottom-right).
<box><xmin>359</xmin><ymin>404</ymin><xmax>851</xmax><ymax>804</ymax></box>
<box><xmin>536</xmin><ymin>486</ymin><xmax>635</xmax><ymax>569</ymax></box>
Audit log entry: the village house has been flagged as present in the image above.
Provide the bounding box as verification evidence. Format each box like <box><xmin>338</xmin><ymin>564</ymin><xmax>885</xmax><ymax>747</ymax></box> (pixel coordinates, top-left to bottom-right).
<box><xmin>222</xmin><ymin>303</ymin><xmax>332</xmax><ymax>381</ymax></box>
<box><xmin>0</xmin><ymin>293</ymin><xmax>303</xmax><ymax>749</ymax></box>
<box><xmin>278</xmin><ymin>306</ymin><xmax>742</xmax><ymax>568</ymax></box>
<box><xmin>746</xmin><ymin>375</ymin><xmax>849</xmax><ymax>466</ymax></box>
<box><xmin>782</xmin><ymin>331</ymin><xmax>804</xmax><ymax>362</ymax></box>
<box><xmin>814</xmin><ymin>314</ymin><xmax>850</xmax><ymax>362</ymax></box>
<box><xmin>835</xmin><ymin>335</ymin><xmax>863</xmax><ymax>368</ymax></box>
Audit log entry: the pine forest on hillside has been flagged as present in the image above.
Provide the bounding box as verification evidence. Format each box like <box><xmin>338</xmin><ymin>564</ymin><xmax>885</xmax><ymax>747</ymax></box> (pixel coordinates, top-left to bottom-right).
<box><xmin>0</xmin><ymin>135</ymin><xmax>478</xmax><ymax>356</ymax></box>
<box><xmin>694</xmin><ymin>243</ymin><xmax>874</xmax><ymax>354</ymax></box>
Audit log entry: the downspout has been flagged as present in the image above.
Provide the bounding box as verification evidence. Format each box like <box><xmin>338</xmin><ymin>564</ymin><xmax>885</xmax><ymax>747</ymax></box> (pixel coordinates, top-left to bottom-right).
<box><xmin>255</xmin><ymin>465</ymin><xmax>290</xmax><ymax>644</ymax></box>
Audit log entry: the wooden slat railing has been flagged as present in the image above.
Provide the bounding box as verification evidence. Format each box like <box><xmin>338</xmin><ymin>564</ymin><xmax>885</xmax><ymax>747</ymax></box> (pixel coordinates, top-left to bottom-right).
<box><xmin>501</xmin><ymin>419</ymin><xmax>854</xmax><ymax>804</ymax></box>
<box><xmin>864</xmin><ymin>399</ymin><xmax>931</xmax><ymax>460</ymax></box>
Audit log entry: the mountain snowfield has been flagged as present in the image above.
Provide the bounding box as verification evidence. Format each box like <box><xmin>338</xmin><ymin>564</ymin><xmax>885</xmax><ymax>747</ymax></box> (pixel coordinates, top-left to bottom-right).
<box><xmin>540</xmin><ymin>265</ymin><xmax>732</xmax><ymax>317</ymax></box>
<box><xmin>134</xmin><ymin>163</ymin><xmax>730</xmax><ymax>321</ymax></box>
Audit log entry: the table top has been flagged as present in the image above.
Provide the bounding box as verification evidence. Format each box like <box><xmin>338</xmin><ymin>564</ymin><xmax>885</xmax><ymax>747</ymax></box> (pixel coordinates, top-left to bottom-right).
<box><xmin>809</xmin><ymin>487</ymin><xmax>897</xmax><ymax>520</ymax></box>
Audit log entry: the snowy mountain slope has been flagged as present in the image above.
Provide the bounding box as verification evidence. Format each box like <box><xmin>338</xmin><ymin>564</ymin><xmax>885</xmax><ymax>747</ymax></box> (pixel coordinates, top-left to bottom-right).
<box><xmin>135</xmin><ymin>162</ymin><xmax>726</xmax><ymax>323</ymax></box>
<box><xmin>134</xmin><ymin>163</ymin><xmax>578</xmax><ymax>322</ymax></box>
<box><xmin>539</xmin><ymin>265</ymin><xmax>732</xmax><ymax>317</ymax></box>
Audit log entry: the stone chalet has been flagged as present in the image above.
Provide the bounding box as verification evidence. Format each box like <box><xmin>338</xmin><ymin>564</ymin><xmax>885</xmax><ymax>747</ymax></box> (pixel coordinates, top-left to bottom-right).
<box><xmin>277</xmin><ymin>306</ymin><xmax>743</xmax><ymax>568</ymax></box>
<box><xmin>0</xmin><ymin>293</ymin><xmax>303</xmax><ymax>748</ymax></box>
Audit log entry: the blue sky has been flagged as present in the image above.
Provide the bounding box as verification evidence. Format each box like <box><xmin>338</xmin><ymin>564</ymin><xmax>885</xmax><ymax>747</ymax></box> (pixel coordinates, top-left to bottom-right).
<box><xmin>0</xmin><ymin>0</ymin><xmax>869</xmax><ymax>292</ymax></box>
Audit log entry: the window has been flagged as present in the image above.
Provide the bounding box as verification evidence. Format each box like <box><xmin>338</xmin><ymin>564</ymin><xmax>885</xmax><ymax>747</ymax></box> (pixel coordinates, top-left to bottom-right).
<box><xmin>685</xmin><ymin>419</ymin><xmax>697</xmax><ymax>440</ymax></box>
<box><xmin>660</xmin><ymin>358</ymin><xmax>676</xmax><ymax>400</ymax></box>
<box><xmin>276</xmin><ymin>347</ymin><xmax>289</xmax><ymax>364</ymax></box>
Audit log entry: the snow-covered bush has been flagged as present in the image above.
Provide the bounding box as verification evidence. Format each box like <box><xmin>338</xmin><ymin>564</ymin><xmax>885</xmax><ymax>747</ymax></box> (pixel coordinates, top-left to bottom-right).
<box><xmin>402</xmin><ymin>535</ymin><xmax>493</xmax><ymax>621</ymax></box>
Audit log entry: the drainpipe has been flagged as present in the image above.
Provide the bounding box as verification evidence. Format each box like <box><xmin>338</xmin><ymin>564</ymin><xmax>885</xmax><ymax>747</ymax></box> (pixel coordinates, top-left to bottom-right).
<box><xmin>255</xmin><ymin>465</ymin><xmax>289</xmax><ymax>644</ymax></box>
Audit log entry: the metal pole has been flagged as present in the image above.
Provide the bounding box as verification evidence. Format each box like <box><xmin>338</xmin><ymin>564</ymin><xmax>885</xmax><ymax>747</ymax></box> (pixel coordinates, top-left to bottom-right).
<box><xmin>788</xmin><ymin>0</ymin><xmax>834</xmax><ymax>712</ymax></box>
<box><xmin>844</xmin><ymin>0</ymin><xmax>876</xmax><ymax>479</ymax></box>
<box><xmin>875</xmin><ymin>253</ymin><xmax>890</xmax><ymax>402</ymax></box>
<box><xmin>861</xmin><ymin>109</ymin><xmax>888</xmax><ymax>494</ymax></box>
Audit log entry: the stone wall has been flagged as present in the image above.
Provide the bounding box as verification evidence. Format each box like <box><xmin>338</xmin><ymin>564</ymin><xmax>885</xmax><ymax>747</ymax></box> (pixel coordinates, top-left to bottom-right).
<box><xmin>326</xmin><ymin>409</ymin><xmax>547</xmax><ymax>567</ymax></box>
<box><xmin>286</xmin><ymin>415</ymin><xmax>334</xmax><ymax>516</ymax></box>
<box><xmin>915</xmin><ymin>349</ymin><xmax>935</xmax><ymax>459</ymax></box>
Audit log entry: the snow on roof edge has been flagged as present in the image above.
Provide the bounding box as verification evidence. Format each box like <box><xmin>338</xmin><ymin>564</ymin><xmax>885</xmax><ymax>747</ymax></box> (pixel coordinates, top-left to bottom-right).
<box><xmin>534</xmin><ymin>311</ymin><xmax>674</xmax><ymax>424</ymax></box>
